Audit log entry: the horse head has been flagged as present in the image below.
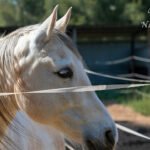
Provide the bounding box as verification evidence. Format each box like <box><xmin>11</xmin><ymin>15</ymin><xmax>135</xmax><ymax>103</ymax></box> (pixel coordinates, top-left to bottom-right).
<box><xmin>14</xmin><ymin>6</ymin><xmax>118</xmax><ymax>150</ymax></box>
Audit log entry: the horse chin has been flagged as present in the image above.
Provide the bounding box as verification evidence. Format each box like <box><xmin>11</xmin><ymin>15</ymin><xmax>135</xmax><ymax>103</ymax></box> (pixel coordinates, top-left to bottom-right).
<box><xmin>84</xmin><ymin>142</ymin><xmax>116</xmax><ymax>150</ymax></box>
<box><xmin>65</xmin><ymin>139</ymin><xmax>83</xmax><ymax>150</ymax></box>
<box><xmin>65</xmin><ymin>139</ymin><xmax>116</xmax><ymax>150</ymax></box>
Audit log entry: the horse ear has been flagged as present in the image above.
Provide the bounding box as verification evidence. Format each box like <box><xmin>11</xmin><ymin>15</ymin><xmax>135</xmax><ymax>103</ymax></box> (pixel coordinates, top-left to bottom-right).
<box><xmin>36</xmin><ymin>5</ymin><xmax>58</xmax><ymax>42</ymax></box>
<box><xmin>55</xmin><ymin>7</ymin><xmax>72</xmax><ymax>32</ymax></box>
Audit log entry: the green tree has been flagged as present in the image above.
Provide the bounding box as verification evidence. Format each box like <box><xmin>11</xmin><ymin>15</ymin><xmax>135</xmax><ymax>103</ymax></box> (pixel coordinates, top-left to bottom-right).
<box><xmin>123</xmin><ymin>0</ymin><xmax>145</xmax><ymax>25</ymax></box>
<box><xmin>44</xmin><ymin>0</ymin><xmax>96</xmax><ymax>25</ymax></box>
<box><xmin>94</xmin><ymin>0</ymin><xmax>126</xmax><ymax>25</ymax></box>
<box><xmin>94</xmin><ymin>0</ymin><xmax>145</xmax><ymax>25</ymax></box>
<box><xmin>0</xmin><ymin>0</ymin><xmax>18</xmax><ymax>26</ymax></box>
<box><xmin>0</xmin><ymin>0</ymin><xmax>149</xmax><ymax>26</ymax></box>
<box><xmin>142</xmin><ymin>0</ymin><xmax>150</xmax><ymax>21</ymax></box>
<box><xmin>12</xmin><ymin>0</ymin><xmax>46</xmax><ymax>25</ymax></box>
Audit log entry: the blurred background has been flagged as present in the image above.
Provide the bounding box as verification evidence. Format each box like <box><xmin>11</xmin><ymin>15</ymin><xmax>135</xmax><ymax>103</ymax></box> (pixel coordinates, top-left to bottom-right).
<box><xmin>0</xmin><ymin>0</ymin><xmax>150</xmax><ymax>26</ymax></box>
<box><xmin>0</xmin><ymin>0</ymin><xmax>150</xmax><ymax>149</ymax></box>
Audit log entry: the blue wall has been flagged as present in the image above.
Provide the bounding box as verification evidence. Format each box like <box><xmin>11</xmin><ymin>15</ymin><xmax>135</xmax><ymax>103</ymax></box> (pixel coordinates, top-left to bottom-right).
<box><xmin>78</xmin><ymin>41</ymin><xmax>148</xmax><ymax>84</ymax></box>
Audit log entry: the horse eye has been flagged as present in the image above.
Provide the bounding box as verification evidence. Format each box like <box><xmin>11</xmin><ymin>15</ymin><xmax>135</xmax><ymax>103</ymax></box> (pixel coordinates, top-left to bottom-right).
<box><xmin>56</xmin><ymin>67</ymin><xmax>73</xmax><ymax>79</ymax></box>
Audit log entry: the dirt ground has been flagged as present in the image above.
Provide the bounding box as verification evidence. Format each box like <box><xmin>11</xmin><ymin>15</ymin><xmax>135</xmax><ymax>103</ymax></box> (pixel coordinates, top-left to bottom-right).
<box><xmin>107</xmin><ymin>104</ymin><xmax>150</xmax><ymax>150</ymax></box>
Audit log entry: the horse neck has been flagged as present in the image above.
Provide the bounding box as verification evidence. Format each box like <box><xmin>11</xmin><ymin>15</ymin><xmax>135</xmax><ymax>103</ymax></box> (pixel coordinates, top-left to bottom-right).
<box><xmin>0</xmin><ymin>38</ymin><xmax>18</xmax><ymax>139</ymax></box>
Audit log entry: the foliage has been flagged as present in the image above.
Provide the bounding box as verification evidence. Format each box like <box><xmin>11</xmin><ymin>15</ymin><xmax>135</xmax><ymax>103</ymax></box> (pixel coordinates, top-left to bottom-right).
<box><xmin>97</xmin><ymin>87</ymin><xmax>150</xmax><ymax>116</ymax></box>
<box><xmin>0</xmin><ymin>0</ymin><xmax>149</xmax><ymax>26</ymax></box>
<box><xmin>126</xmin><ymin>98</ymin><xmax>150</xmax><ymax>116</ymax></box>
<box><xmin>0</xmin><ymin>0</ymin><xmax>18</xmax><ymax>26</ymax></box>
<box><xmin>123</xmin><ymin>0</ymin><xmax>145</xmax><ymax>25</ymax></box>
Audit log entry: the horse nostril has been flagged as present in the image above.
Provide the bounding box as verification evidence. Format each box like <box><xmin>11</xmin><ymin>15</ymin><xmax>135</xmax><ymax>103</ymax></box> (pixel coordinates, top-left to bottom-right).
<box><xmin>85</xmin><ymin>139</ymin><xmax>97</xmax><ymax>150</ymax></box>
<box><xmin>105</xmin><ymin>129</ymin><xmax>115</xmax><ymax>146</ymax></box>
<box><xmin>84</xmin><ymin>127</ymin><xmax>117</xmax><ymax>150</ymax></box>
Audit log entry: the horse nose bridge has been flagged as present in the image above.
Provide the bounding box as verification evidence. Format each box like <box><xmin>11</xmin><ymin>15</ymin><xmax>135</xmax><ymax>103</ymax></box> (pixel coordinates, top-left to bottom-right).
<box><xmin>80</xmin><ymin>92</ymin><xmax>114</xmax><ymax>124</ymax></box>
<box><xmin>79</xmin><ymin>92</ymin><xmax>118</xmax><ymax>140</ymax></box>
<box><xmin>83</xmin><ymin>119</ymin><xmax>117</xmax><ymax>138</ymax></box>
<box><xmin>85</xmin><ymin>93</ymin><xmax>113</xmax><ymax>120</ymax></box>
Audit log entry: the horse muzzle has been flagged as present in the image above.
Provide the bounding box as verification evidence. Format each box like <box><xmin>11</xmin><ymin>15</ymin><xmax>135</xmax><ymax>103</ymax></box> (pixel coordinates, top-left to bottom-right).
<box><xmin>65</xmin><ymin>128</ymin><xmax>117</xmax><ymax>150</ymax></box>
<box><xmin>84</xmin><ymin>127</ymin><xmax>117</xmax><ymax>150</ymax></box>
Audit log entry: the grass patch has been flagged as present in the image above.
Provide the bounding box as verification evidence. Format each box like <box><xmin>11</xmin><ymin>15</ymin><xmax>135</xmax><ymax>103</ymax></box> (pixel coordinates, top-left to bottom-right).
<box><xmin>96</xmin><ymin>87</ymin><xmax>150</xmax><ymax>116</ymax></box>
<box><xmin>125</xmin><ymin>99</ymin><xmax>150</xmax><ymax>116</ymax></box>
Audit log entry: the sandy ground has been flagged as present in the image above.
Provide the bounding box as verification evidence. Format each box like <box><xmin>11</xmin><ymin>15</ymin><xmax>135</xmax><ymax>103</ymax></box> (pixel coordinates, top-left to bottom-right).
<box><xmin>107</xmin><ymin>104</ymin><xmax>150</xmax><ymax>150</ymax></box>
<box><xmin>107</xmin><ymin>104</ymin><xmax>150</xmax><ymax>126</ymax></box>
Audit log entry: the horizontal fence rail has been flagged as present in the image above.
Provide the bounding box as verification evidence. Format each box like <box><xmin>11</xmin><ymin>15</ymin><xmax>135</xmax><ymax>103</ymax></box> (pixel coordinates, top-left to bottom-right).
<box><xmin>95</xmin><ymin>56</ymin><xmax>150</xmax><ymax>65</ymax></box>
<box><xmin>85</xmin><ymin>69</ymin><xmax>150</xmax><ymax>83</ymax></box>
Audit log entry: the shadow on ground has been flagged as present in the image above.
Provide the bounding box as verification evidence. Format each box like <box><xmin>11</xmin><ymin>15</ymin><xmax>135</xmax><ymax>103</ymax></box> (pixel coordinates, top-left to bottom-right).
<box><xmin>116</xmin><ymin>121</ymin><xmax>150</xmax><ymax>150</ymax></box>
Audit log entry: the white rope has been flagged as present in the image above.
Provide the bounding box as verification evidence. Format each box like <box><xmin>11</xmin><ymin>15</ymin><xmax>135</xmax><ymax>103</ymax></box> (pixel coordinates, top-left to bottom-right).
<box><xmin>0</xmin><ymin>84</ymin><xmax>150</xmax><ymax>96</ymax></box>
<box><xmin>65</xmin><ymin>123</ymin><xmax>150</xmax><ymax>150</ymax></box>
<box><xmin>95</xmin><ymin>56</ymin><xmax>150</xmax><ymax>65</ymax></box>
<box><xmin>134</xmin><ymin>90</ymin><xmax>150</xmax><ymax>98</ymax></box>
<box><xmin>118</xmin><ymin>73</ymin><xmax>134</xmax><ymax>78</ymax></box>
<box><xmin>96</xmin><ymin>57</ymin><xmax>131</xmax><ymax>65</ymax></box>
<box><xmin>85</xmin><ymin>69</ymin><xmax>150</xmax><ymax>83</ymax></box>
<box><xmin>0</xmin><ymin>73</ymin><xmax>149</xmax><ymax>142</ymax></box>
<box><xmin>134</xmin><ymin>73</ymin><xmax>150</xmax><ymax>80</ymax></box>
<box><xmin>0</xmin><ymin>84</ymin><xmax>150</xmax><ymax>142</ymax></box>
<box><xmin>65</xmin><ymin>143</ymin><xmax>75</xmax><ymax>150</ymax></box>
<box><xmin>119</xmin><ymin>73</ymin><xmax>150</xmax><ymax>80</ymax></box>
<box><xmin>116</xmin><ymin>123</ymin><xmax>150</xmax><ymax>140</ymax></box>
<box><xmin>133</xmin><ymin>56</ymin><xmax>150</xmax><ymax>63</ymax></box>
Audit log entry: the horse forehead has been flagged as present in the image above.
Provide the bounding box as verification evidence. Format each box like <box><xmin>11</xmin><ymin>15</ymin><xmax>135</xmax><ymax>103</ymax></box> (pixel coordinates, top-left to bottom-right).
<box><xmin>45</xmin><ymin>36</ymin><xmax>72</xmax><ymax>58</ymax></box>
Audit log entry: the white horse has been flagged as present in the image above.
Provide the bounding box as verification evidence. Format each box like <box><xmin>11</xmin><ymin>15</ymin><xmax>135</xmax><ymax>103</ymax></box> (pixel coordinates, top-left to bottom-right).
<box><xmin>0</xmin><ymin>6</ymin><xmax>118</xmax><ymax>150</ymax></box>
